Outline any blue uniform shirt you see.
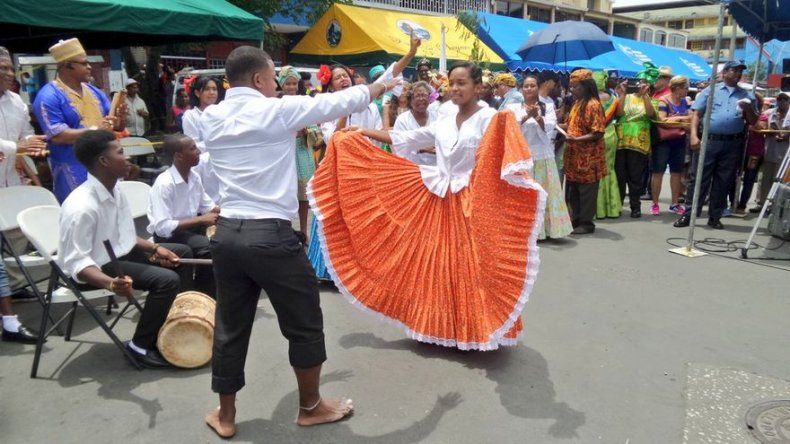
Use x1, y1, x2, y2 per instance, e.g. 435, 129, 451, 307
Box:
691, 83, 757, 135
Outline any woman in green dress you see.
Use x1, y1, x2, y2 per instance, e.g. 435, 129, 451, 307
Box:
594, 71, 623, 219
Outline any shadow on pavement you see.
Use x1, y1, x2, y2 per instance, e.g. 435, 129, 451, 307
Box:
339, 333, 585, 439
234, 370, 461, 443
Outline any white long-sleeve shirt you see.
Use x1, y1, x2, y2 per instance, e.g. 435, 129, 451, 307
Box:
182, 107, 220, 202
199, 85, 371, 220
507, 101, 557, 161
0, 90, 35, 187
393, 110, 436, 165
390, 106, 497, 197
147, 165, 215, 238
59, 174, 137, 282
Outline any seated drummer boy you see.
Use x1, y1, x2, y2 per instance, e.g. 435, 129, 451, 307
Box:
147, 134, 218, 296
59, 130, 193, 368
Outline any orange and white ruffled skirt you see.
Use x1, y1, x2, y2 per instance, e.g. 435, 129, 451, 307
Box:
308, 112, 546, 350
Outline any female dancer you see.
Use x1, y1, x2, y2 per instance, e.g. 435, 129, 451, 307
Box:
310, 62, 546, 349
182, 76, 220, 203
507, 74, 572, 239
594, 71, 623, 219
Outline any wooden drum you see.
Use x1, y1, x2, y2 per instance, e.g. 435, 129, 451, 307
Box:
157, 291, 216, 368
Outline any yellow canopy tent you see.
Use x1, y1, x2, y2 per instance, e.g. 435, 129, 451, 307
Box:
290, 3, 503, 68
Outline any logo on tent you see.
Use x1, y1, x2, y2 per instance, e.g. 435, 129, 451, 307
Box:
327, 20, 342, 47
680, 57, 708, 77
617, 44, 652, 66
396, 20, 431, 41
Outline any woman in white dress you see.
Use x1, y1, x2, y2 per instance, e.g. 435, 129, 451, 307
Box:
181, 77, 220, 203
507, 74, 572, 239
393, 81, 435, 165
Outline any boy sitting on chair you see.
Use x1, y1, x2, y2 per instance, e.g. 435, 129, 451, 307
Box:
147, 134, 218, 296
59, 130, 193, 368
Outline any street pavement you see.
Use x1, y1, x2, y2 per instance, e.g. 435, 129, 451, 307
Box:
1, 201, 788, 443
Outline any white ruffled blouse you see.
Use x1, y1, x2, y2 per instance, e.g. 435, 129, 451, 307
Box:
390, 105, 497, 197
506, 101, 557, 161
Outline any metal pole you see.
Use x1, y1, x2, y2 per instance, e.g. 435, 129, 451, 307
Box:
753, 40, 764, 86
729, 11, 737, 59
683, 1, 727, 254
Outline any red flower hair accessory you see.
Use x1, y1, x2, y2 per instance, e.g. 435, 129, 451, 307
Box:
318, 64, 332, 86
183, 75, 198, 97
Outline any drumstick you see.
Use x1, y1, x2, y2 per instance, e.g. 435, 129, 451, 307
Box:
178, 258, 213, 266
16, 150, 50, 156
103, 240, 125, 277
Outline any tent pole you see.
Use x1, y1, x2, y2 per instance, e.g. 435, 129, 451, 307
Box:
673, 1, 727, 257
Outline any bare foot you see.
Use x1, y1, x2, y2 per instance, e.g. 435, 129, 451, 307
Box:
205, 407, 236, 439
296, 397, 354, 426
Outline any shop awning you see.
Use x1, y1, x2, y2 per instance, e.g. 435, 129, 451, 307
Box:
290, 4, 503, 67
0, 0, 263, 52
475, 12, 711, 82
729, 0, 790, 43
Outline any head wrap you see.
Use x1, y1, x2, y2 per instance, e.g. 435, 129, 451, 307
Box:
417, 58, 431, 69
49, 38, 86, 63
592, 71, 607, 91
481, 69, 494, 87
636, 62, 660, 86
495, 73, 517, 87
369, 65, 385, 80
277, 65, 300, 87
569, 69, 593, 82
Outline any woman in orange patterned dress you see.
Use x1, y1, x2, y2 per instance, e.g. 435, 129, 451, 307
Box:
308, 63, 547, 350
559, 69, 607, 235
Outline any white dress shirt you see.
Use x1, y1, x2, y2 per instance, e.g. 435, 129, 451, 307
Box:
0, 90, 34, 187
390, 105, 497, 197
199, 85, 371, 220
506, 101, 557, 161
320, 102, 382, 145
393, 110, 436, 165
124, 94, 148, 136
183, 108, 220, 202
59, 174, 137, 282
147, 165, 215, 238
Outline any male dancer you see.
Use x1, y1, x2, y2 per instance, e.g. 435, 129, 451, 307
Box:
200, 46, 398, 438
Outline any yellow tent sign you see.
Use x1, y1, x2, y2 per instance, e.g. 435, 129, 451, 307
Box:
290, 4, 503, 67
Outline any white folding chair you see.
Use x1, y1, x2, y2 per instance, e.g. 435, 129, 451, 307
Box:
120, 137, 168, 181
18, 206, 145, 377
118, 180, 152, 219
0, 186, 59, 313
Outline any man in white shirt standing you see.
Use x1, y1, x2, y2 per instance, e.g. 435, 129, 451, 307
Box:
59, 130, 193, 368
124, 78, 148, 136
147, 133, 218, 296
0, 46, 48, 342
199, 46, 397, 438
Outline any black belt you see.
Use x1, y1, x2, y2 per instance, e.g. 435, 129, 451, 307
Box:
708, 133, 744, 141
217, 217, 291, 228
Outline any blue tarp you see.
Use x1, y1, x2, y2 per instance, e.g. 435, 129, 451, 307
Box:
729, 0, 790, 43
474, 12, 711, 82
736, 38, 790, 76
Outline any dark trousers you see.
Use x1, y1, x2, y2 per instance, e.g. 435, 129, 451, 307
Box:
738, 156, 762, 209
101, 244, 192, 350
683, 138, 742, 220
155, 229, 214, 297
211, 218, 325, 395
565, 181, 599, 228
615, 149, 648, 211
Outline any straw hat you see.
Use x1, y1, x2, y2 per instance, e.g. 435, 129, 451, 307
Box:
49, 38, 86, 63
658, 66, 673, 78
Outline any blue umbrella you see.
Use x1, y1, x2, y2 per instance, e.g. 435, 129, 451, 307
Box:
516, 21, 615, 70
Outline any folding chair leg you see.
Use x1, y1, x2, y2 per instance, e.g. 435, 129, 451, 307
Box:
72, 290, 142, 371
108, 297, 143, 330
1, 234, 62, 335
30, 272, 57, 379
106, 296, 114, 315
64, 302, 78, 341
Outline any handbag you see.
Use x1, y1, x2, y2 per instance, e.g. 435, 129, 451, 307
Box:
657, 97, 687, 141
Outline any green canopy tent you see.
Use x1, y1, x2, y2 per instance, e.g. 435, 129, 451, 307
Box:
0, 0, 263, 52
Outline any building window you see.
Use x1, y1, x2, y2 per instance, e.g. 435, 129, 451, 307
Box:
736, 38, 746, 49
639, 28, 654, 43
668, 33, 686, 49
654, 30, 667, 46
613, 22, 637, 39
528, 5, 552, 23
555, 10, 582, 22
587, 0, 597, 10
667, 20, 683, 29
496, 1, 523, 18
586, 17, 609, 34
684, 20, 694, 29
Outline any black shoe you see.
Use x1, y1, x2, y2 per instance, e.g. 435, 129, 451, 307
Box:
125, 343, 172, 368
630, 209, 641, 218
674, 214, 690, 227
707, 219, 724, 230
2, 325, 40, 344
571, 225, 595, 235
748, 206, 762, 214
10, 288, 37, 301
678, 197, 685, 204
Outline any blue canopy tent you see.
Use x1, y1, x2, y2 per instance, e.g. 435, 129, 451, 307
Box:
474, 12, 711, 81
